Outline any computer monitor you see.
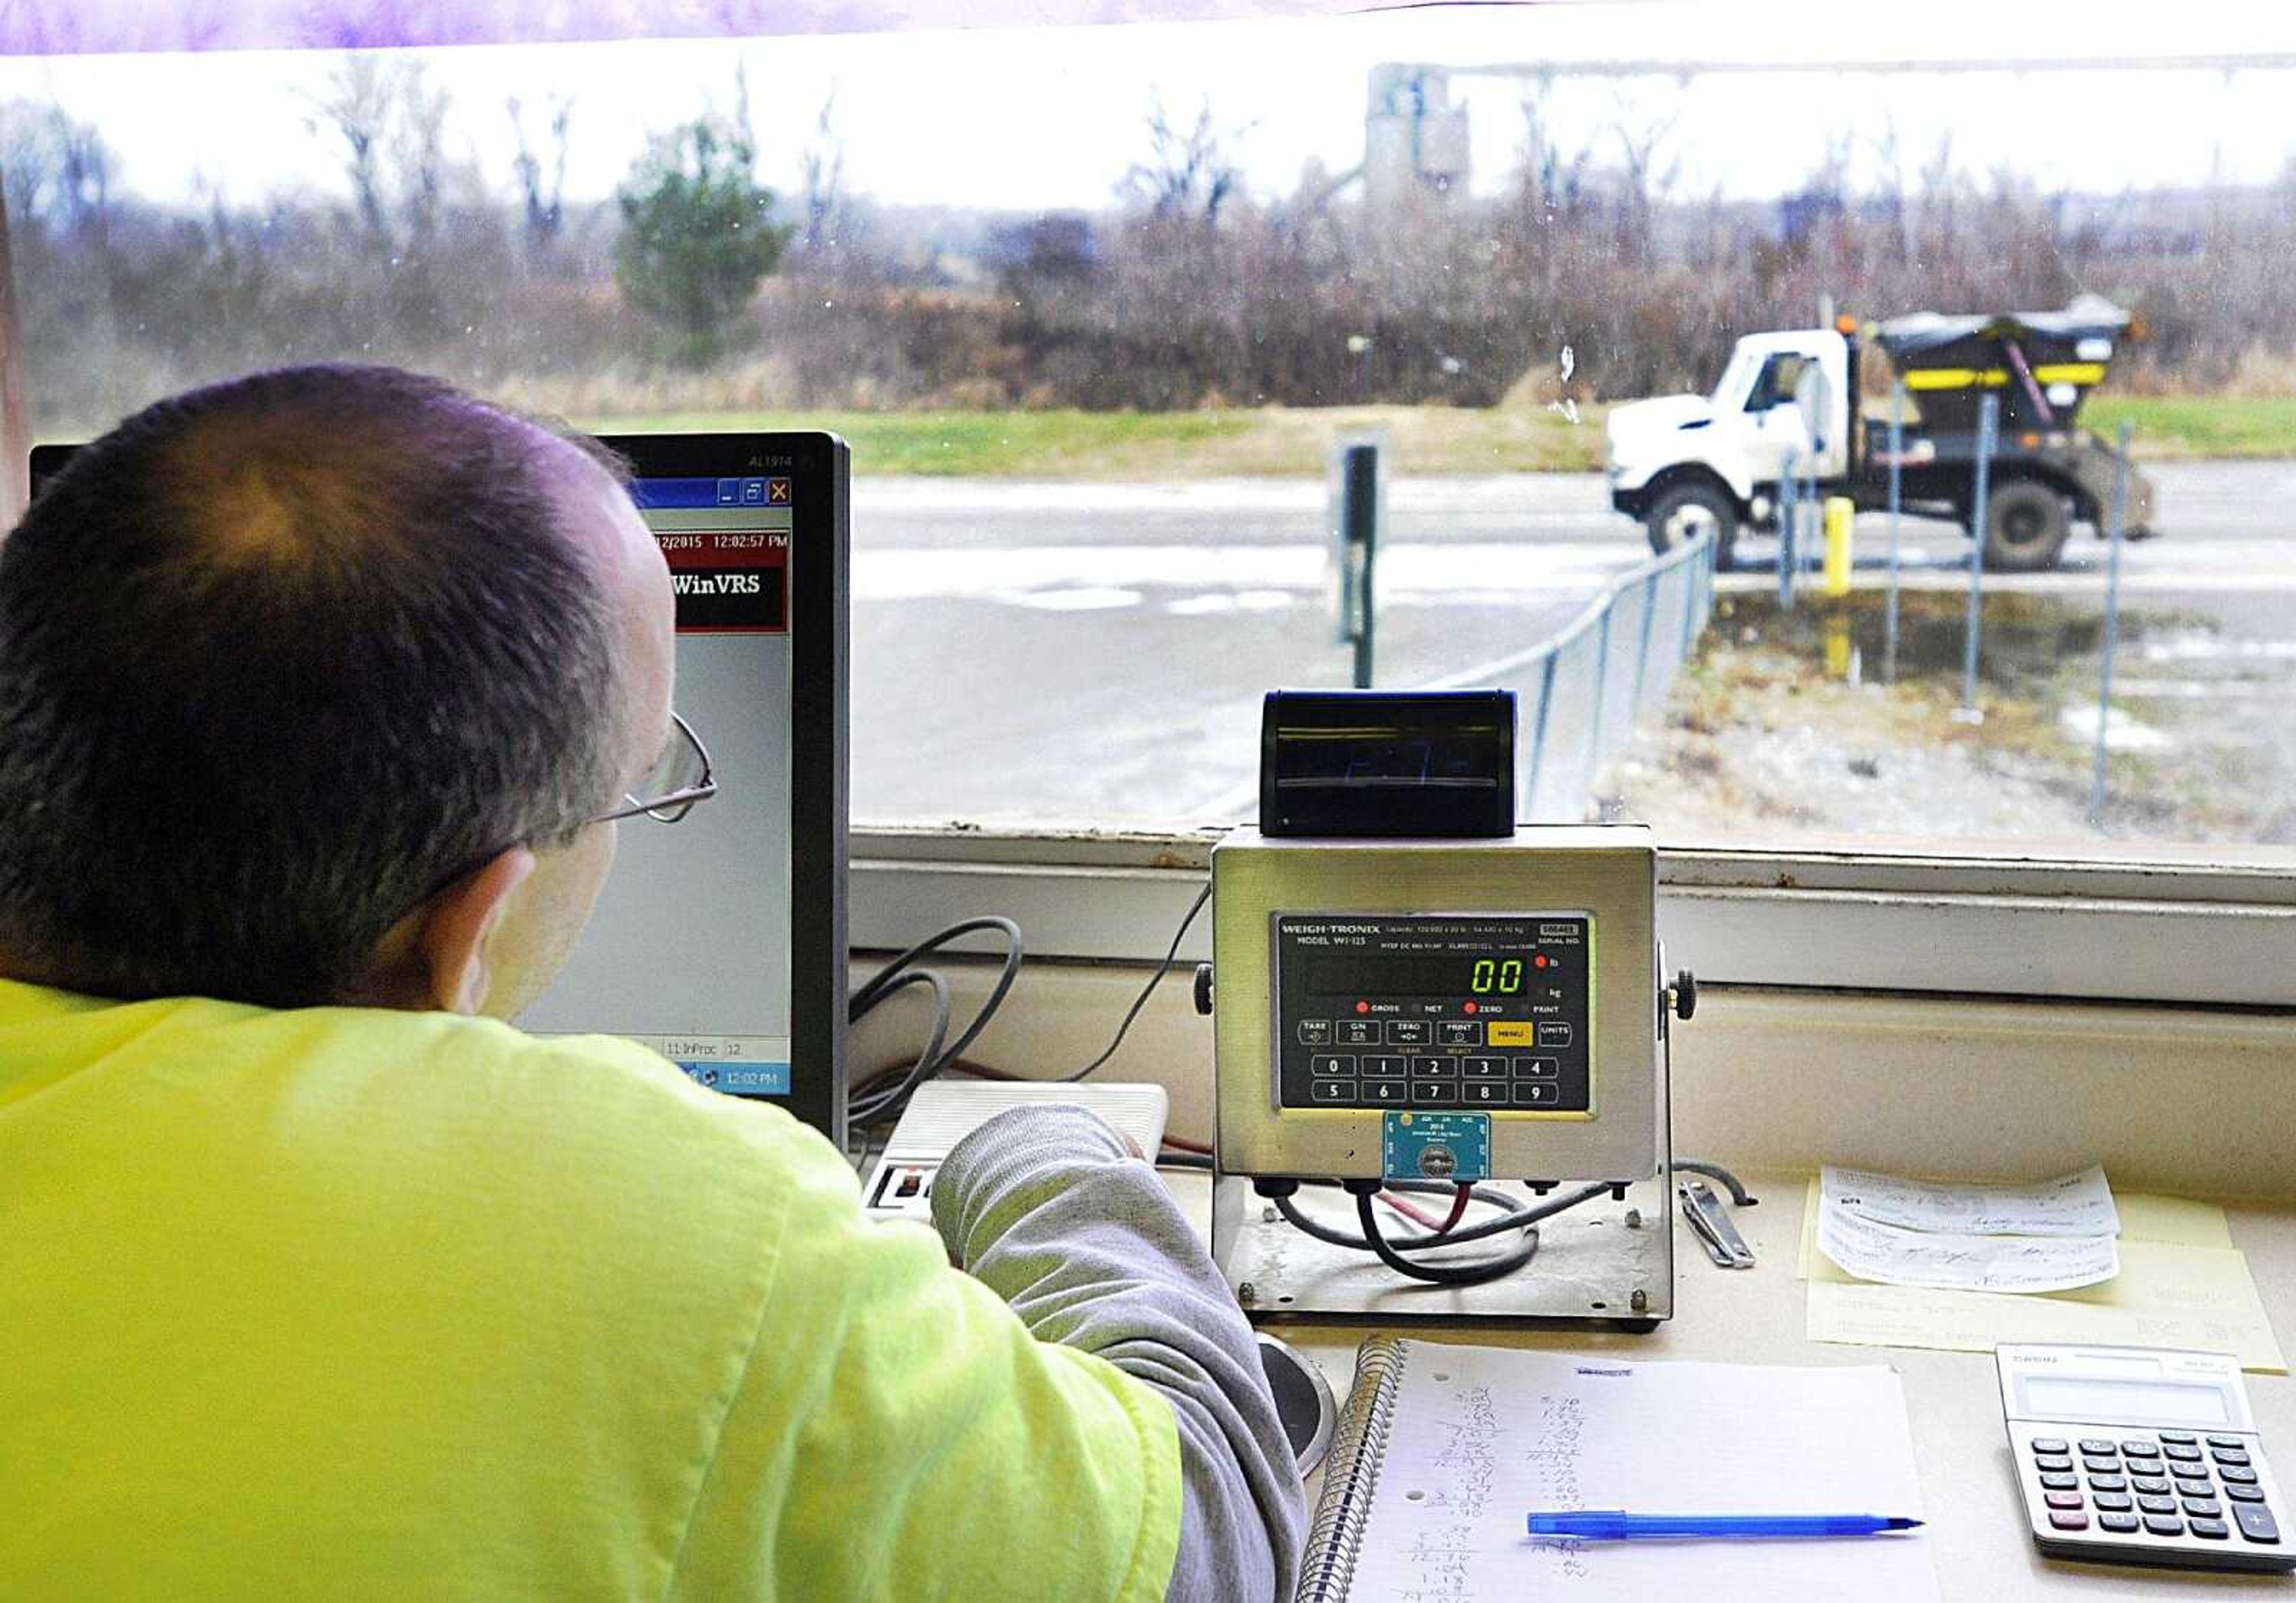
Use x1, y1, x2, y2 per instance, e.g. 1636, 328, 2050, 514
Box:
25, 428, 851, 1148
520, 432, 850, 1146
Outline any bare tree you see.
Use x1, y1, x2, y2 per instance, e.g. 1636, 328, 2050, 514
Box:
1120, 96, 1250, 225
307, 56, 398, 245
507, 94, 573, 261
798, 91, 846, 255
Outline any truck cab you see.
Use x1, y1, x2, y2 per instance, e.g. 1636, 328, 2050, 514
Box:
1607, 329, 1849, 569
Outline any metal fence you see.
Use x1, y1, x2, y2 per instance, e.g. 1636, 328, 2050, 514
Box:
1425, 530, 1718, 821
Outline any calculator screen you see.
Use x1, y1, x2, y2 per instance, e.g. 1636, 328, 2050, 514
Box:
2025, 1376, 2233, 1425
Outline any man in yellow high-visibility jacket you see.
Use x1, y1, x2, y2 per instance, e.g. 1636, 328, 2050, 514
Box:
0, 367, 1302, 1601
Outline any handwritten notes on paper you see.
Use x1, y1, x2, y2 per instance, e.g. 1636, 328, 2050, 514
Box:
1818, 1165, 2121, 1292
1823, 1164, 2120, 1238
1818, 1202, 2123, 1293
1801, 1181, 2288, 1373
1347, 1348, 1939, 1603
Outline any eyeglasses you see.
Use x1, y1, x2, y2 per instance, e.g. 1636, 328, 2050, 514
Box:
592, 712, 718, 825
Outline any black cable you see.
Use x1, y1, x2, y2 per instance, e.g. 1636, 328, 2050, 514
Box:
847, 969, 953, 1128
846, 916, 1024, 1126
1276, 1178, 1612, 1251
1059, 881, 1210, 1083
1353, 1191, 1543, 1286
1675, 1158, 1758, 1207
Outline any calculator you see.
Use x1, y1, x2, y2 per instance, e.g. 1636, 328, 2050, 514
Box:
1997, 1343, 2293, 1573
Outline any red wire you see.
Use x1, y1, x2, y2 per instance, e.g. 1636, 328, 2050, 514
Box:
1377, 1190, 1445, 1229
1433, 1183, 1472, 1237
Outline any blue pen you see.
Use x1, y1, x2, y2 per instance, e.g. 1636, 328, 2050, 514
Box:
1526, 1511, 1922, 1540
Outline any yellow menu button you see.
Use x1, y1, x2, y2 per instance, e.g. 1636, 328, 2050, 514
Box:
1485, 1021, 1534, 1046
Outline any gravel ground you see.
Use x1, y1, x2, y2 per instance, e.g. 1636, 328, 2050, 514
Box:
1600, 591, 2296, 850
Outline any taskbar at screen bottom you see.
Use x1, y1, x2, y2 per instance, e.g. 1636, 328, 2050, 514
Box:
542, 1031, 792, 1097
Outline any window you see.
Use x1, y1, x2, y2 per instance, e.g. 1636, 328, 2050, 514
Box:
5, 3, 2294, 998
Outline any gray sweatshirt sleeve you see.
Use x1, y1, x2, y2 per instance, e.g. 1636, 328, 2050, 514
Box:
931, 1103, 1306, 1603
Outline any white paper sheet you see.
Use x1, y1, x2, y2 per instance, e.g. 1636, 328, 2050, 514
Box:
1817, 1205, 2123, 1293
1345, 1348, 1938, 1603
1821, 1164, 2120, 1238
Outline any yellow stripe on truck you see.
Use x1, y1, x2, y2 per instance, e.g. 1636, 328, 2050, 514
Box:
1903, 368, 2010, 391
1903, 363, 2107, 391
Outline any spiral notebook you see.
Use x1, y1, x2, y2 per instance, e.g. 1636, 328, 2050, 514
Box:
1297, 1338, 1940, 1603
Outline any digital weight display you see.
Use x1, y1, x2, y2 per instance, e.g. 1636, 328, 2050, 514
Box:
1303, 954, 1549, 998
1272, 912, 1594, 1114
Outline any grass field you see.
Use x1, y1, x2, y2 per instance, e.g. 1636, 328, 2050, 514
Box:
583, 403, 1614, 478
584, 394, 2296, 480
2081, 395, 2296, 460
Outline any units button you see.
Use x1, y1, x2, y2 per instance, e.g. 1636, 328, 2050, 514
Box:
1437, 1021, 1481, 1046
1338, 1020, 1382, 1047
1309, 1080, 1357, 1103
1295, 1019, 1332, 1046
1384, 1019, 1431, 1046
1535, 1022, 1573, 1047
1310, 1055, 1356, 1077
1484, 1020, 1534, 1047
1513, 1057, 1561, 1079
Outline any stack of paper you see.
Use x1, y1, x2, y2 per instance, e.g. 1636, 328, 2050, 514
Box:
1802, 1173, 2287, 1373
1818, 1165, 2122, 1293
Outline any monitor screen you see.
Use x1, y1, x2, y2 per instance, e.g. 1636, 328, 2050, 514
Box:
519, 435, 849, 1145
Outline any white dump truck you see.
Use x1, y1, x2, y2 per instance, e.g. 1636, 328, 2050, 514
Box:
1605, 298, 2157, 573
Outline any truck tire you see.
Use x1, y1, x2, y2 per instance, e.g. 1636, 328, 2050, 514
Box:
1645, 480, 1739, 572
1980, 480, 2071, 572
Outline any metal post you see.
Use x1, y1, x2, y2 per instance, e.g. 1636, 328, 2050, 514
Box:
2089, 421, 2134, 825
1679, 541, 1699, 658
1632, 569, 1659, 712
1341, 442, 1378, 688
1959, 395, 1998, 721
1777, 457, 1797, 610
1587, 606, 1613, 780
1529, 651, 1558, 818
1884, 382, 1905, 683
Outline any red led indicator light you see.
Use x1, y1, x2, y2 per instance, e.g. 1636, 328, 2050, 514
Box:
1355, 1000, 1370, 1015
1534, 955, 1550, 969
1464, 1001, 1478, 1015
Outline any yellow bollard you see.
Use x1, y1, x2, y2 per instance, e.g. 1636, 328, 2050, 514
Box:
1822, 496, 1855, 597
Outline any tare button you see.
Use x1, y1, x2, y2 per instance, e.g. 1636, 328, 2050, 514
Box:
1295, 1019, 1332, 1046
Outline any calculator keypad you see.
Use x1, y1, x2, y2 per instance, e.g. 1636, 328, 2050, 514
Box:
2019, 1429, 2291, 1570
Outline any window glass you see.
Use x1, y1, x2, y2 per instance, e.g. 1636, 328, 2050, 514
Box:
4, 4, 2292, 854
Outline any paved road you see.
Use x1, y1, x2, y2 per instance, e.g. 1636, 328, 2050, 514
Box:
848, 461, 2296, 823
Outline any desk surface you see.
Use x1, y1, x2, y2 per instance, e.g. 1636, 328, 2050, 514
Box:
1179, 1170, 2296, 1598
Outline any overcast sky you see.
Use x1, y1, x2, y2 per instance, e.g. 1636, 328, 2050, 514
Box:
4, 2, 2292, 214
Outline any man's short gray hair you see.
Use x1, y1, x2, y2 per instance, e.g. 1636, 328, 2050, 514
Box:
0, 364, 623, 1007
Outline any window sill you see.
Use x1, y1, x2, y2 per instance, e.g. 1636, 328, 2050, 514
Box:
850, 827, 2296, 1007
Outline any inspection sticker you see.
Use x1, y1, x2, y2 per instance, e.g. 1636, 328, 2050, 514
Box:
1383, 1110, 1492, 1183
